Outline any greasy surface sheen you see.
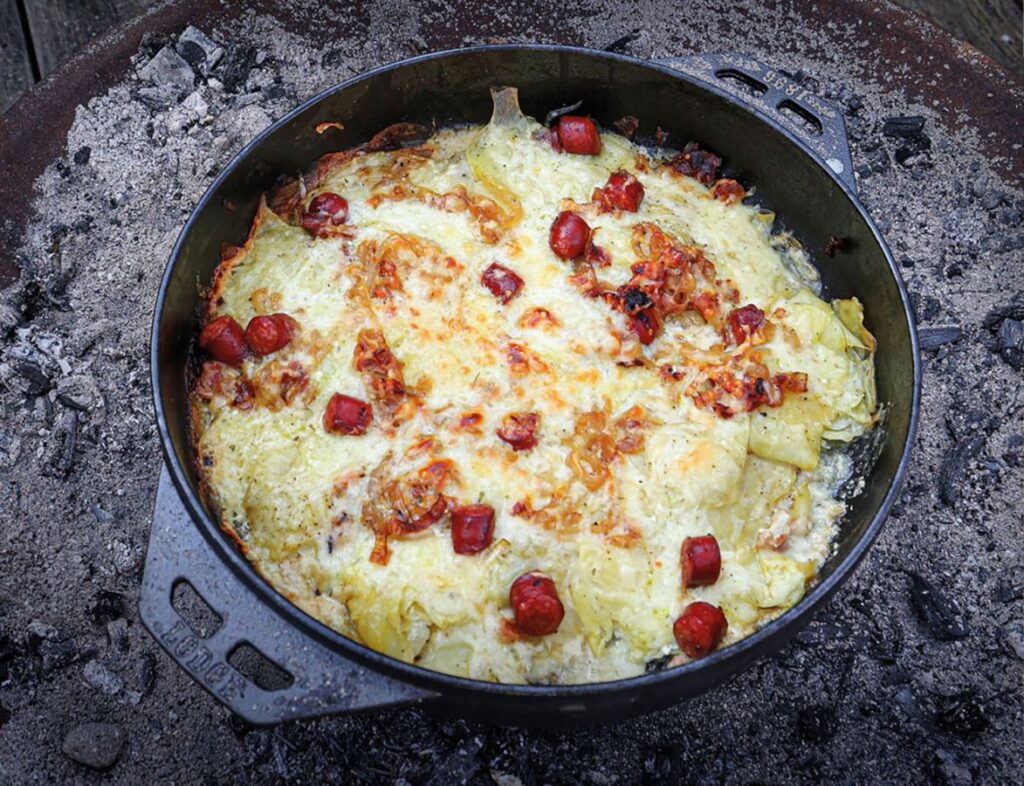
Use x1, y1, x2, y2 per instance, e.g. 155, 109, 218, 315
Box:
194, 106, 876, 684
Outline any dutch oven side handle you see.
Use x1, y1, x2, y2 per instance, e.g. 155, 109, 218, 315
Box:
654, 52, 857, 192
139, 465, 437, 725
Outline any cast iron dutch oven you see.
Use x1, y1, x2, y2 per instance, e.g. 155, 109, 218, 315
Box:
142, 45, 921, 728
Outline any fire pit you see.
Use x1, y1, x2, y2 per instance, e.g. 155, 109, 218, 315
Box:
0, 1, 1020, 781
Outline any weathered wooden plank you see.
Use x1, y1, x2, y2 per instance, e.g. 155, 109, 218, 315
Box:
23, 0, 157, 76
0, 0, 36, 114
893, 0, 1023, 76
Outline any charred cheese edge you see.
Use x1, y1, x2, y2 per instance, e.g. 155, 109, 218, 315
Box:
192, 90, 877, 684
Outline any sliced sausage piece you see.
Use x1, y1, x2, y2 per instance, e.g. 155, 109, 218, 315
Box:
199, 315, 246, 367
724, 304, 766, 345
549, 212, 591, 260
673, 601, 728, 659
510, 572, 565, 636
301, 192, 349, 237
556, 116, 602, 155
681, 535, 722, 588
451, 503, 495, 555
323, 393, 372, 436
481, 263, 524, 304
245, 313, 299, 356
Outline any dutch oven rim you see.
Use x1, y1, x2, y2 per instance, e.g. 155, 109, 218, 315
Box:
151, 43, 922, 700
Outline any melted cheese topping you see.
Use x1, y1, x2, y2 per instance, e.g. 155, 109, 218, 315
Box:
192, 96, 877, 684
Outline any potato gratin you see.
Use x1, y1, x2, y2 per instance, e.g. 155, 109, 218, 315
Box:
191, 88, 877, 684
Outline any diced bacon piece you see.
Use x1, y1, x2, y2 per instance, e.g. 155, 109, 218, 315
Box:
724, 304, 766, 344
481, 262, 524, 304
669, 142, 722, 184
711, 178, 746, 205
497, 412, 540, 451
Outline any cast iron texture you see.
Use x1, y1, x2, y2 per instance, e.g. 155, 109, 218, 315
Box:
147, 45, 920, 727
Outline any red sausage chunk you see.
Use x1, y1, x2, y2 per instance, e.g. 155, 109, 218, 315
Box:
549, 212, 591, 260
724, 304, 766, 345
673, 602, 728, 659
301, 192, 349, 237
323, 393, 372, 436
556, 116, 602, 156
199, 315, 246, 367
681, 535, 722, 588
497, 412, 540, 451
245, 313, 299, 356
451, 503, 496, 555
510, 572, 565, 636
594, 170, 645, 213
481, 263, 525, 304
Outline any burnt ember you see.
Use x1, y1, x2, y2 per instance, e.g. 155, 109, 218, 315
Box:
908, 573, 969, 641
883, 115, 926, 138
918, 326, 963, 351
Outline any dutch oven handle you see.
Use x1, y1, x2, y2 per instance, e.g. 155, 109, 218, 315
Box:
139, 466, 437, 724
655, 52, 856, 191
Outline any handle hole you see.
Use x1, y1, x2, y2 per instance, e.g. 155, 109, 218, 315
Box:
228, 642, 294, 691
714, 69, 768, 97
171, 579, 223, 638
776, 100, 823, 136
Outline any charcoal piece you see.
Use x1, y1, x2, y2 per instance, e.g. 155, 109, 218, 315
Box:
133, 86, 177, 112
137, 46, 195, 97
996, 319, 1024, 369
89, 591, 125, 625
894, 135, 932, 165
883, 115, 926, 137
41, 410, 78, 479
932, 749, 973, 786
908, 573, 969, 641
796, 704, 838, 741
137, 31, 170, 61
0, 429, 22, 470
919, 326, 964, 351
73, 147, 91, 165
604, 29, 642, 53
11, 359, 52, 396
38, 637, 80, 672
83, 660, 123, 696
992, 566, 1024, 602
175, 26, 223, 76
215, 43, 257, 92
938, 432, 986, 505
423, 736, 484, 786
933, 691, 990, 738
